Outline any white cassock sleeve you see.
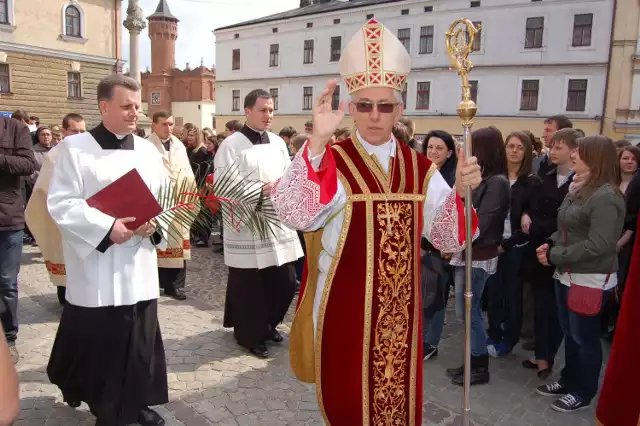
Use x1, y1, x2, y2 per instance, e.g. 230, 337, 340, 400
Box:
47, 143, 116, 260
271, 144, 478, 253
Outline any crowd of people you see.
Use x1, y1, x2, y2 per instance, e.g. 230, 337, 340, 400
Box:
0, 17, 639, 426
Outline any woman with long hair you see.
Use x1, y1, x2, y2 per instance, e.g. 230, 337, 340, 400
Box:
536, 136, 625, 412
446, 127, 510, 386
486, 132, 541, 357
419, 130, 457, 360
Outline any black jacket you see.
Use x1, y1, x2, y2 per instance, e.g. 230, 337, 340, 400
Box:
469, 174, 511, 260
527, 167, 573, 249
502, 173, 541, 250
624, 171, 640, 232
0, 118, 36, 231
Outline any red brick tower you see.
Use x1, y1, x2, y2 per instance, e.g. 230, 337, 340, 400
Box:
146, 0, 178, 118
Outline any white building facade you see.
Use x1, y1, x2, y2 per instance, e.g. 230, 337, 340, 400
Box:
214, 0, 614, 137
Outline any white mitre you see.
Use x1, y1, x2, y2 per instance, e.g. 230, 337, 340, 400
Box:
339, 18, 411, 94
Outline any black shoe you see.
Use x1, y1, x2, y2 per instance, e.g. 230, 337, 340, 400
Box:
266, 329, 284, 343
249, 344, 269, 358
536, 382, 567, 397
522, 359, 537, 369
451, 355, 490, 386
423, 343, 438, 361
65, 399, 81, 408
446, 365, 463, 378
551, 393, 589, 412
138, 407, 165, 426
166, 289, 187, 301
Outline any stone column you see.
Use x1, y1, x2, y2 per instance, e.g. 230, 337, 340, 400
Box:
123, 0, 146, 83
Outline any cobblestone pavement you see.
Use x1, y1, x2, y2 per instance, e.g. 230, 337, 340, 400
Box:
14, 244, 605, 425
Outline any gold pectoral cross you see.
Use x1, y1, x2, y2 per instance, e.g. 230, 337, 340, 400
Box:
378, 202, 400, 236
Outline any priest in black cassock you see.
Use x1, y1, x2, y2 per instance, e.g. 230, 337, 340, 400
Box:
46, 74, 169, 426
214, 89, 303, 358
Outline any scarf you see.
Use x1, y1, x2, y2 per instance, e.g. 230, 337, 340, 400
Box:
569, 171, 590, 195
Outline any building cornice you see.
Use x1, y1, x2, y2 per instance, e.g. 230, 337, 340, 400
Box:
0, 41, 119, 65
215, 62, 608, 83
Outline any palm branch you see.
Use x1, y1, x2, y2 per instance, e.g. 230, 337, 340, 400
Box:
155, 162, 282, 243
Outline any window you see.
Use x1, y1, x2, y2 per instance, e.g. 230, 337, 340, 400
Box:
270, 88, 279, 111
234, 33, 239, 39
525, 17, 544, 49
416, 82, 430, 110
0, 0, 8, 24
306, 22, 313, 28
466, 21, 482, 51
398, 28, 411, 52
469, 80, 478, 103
331, 85, 340, 110
303, 39, 314, 64
419, 26, 434, 54
303, 86, 313, 110
0, 64, 9, 93
572, 14, 593, 47
470, 0, 481, 7
401, 83, 408, 108
232, 49, 240, 70
330, 36, 341, 62
65, 5, 81, 37
232, 90, 240, 111
366, 13, 374, 19
272, 27, 278, 33
401, 9, 409, 15
67, 72, 81, 98
333, 18, 340, 25
269, 44, 279, 67
424, 6, 433, 12
566, 79, 587, 111
520, 80, 539, 111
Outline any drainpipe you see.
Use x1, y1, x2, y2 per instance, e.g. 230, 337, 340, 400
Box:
114, 0, 119, 69
600, 0, 617, 134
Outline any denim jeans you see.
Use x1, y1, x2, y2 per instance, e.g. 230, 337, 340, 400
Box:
0, 230, 23, 342
454, 266, 491, 356
423, 266, 452, 347
556, 281, 610, 403
486, 244, 528, 348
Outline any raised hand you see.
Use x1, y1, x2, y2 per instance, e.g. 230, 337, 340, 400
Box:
308, 79, 347, 157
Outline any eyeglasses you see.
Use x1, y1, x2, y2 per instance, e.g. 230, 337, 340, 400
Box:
353, 101, 398, 114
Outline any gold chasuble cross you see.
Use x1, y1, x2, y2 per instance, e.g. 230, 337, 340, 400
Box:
378, 202, 399, 236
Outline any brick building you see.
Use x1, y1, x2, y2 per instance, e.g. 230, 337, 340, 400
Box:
0, 0, 123, 126
141, 0, 216, 129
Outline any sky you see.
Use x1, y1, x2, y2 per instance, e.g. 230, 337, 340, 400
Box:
121, 0, 299, 71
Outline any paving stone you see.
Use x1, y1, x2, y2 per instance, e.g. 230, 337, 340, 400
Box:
15, 245, 611, 425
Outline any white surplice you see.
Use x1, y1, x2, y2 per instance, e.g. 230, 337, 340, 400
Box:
271, 132, 477, 327
213, 130, 303, 269
47, 133, 169, 308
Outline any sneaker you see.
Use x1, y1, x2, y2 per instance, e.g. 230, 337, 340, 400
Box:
536, 382, 567, 397
423, 343, 438, 360
551, 393, 588, 412
488, 343, 511, 358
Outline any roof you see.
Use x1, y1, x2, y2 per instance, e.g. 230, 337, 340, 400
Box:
214, 0, 399, 32
148, 0, 179, 22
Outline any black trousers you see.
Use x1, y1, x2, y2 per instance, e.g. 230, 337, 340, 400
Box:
158, 262, 186, 293
533, 276, 564, 363
223, 263, 296, 349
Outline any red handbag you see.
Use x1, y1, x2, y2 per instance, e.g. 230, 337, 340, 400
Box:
563, 227, 612, 316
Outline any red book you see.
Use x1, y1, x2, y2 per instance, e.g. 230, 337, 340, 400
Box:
86, 168, 163, 231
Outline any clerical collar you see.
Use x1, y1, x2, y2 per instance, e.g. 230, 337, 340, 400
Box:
356, 131, 396, 158
90, 122, 134, 150
239, 125, 269, 145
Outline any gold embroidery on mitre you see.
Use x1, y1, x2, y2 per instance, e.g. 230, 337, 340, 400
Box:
372, 201, 413, 425
342, 19, 408, 93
